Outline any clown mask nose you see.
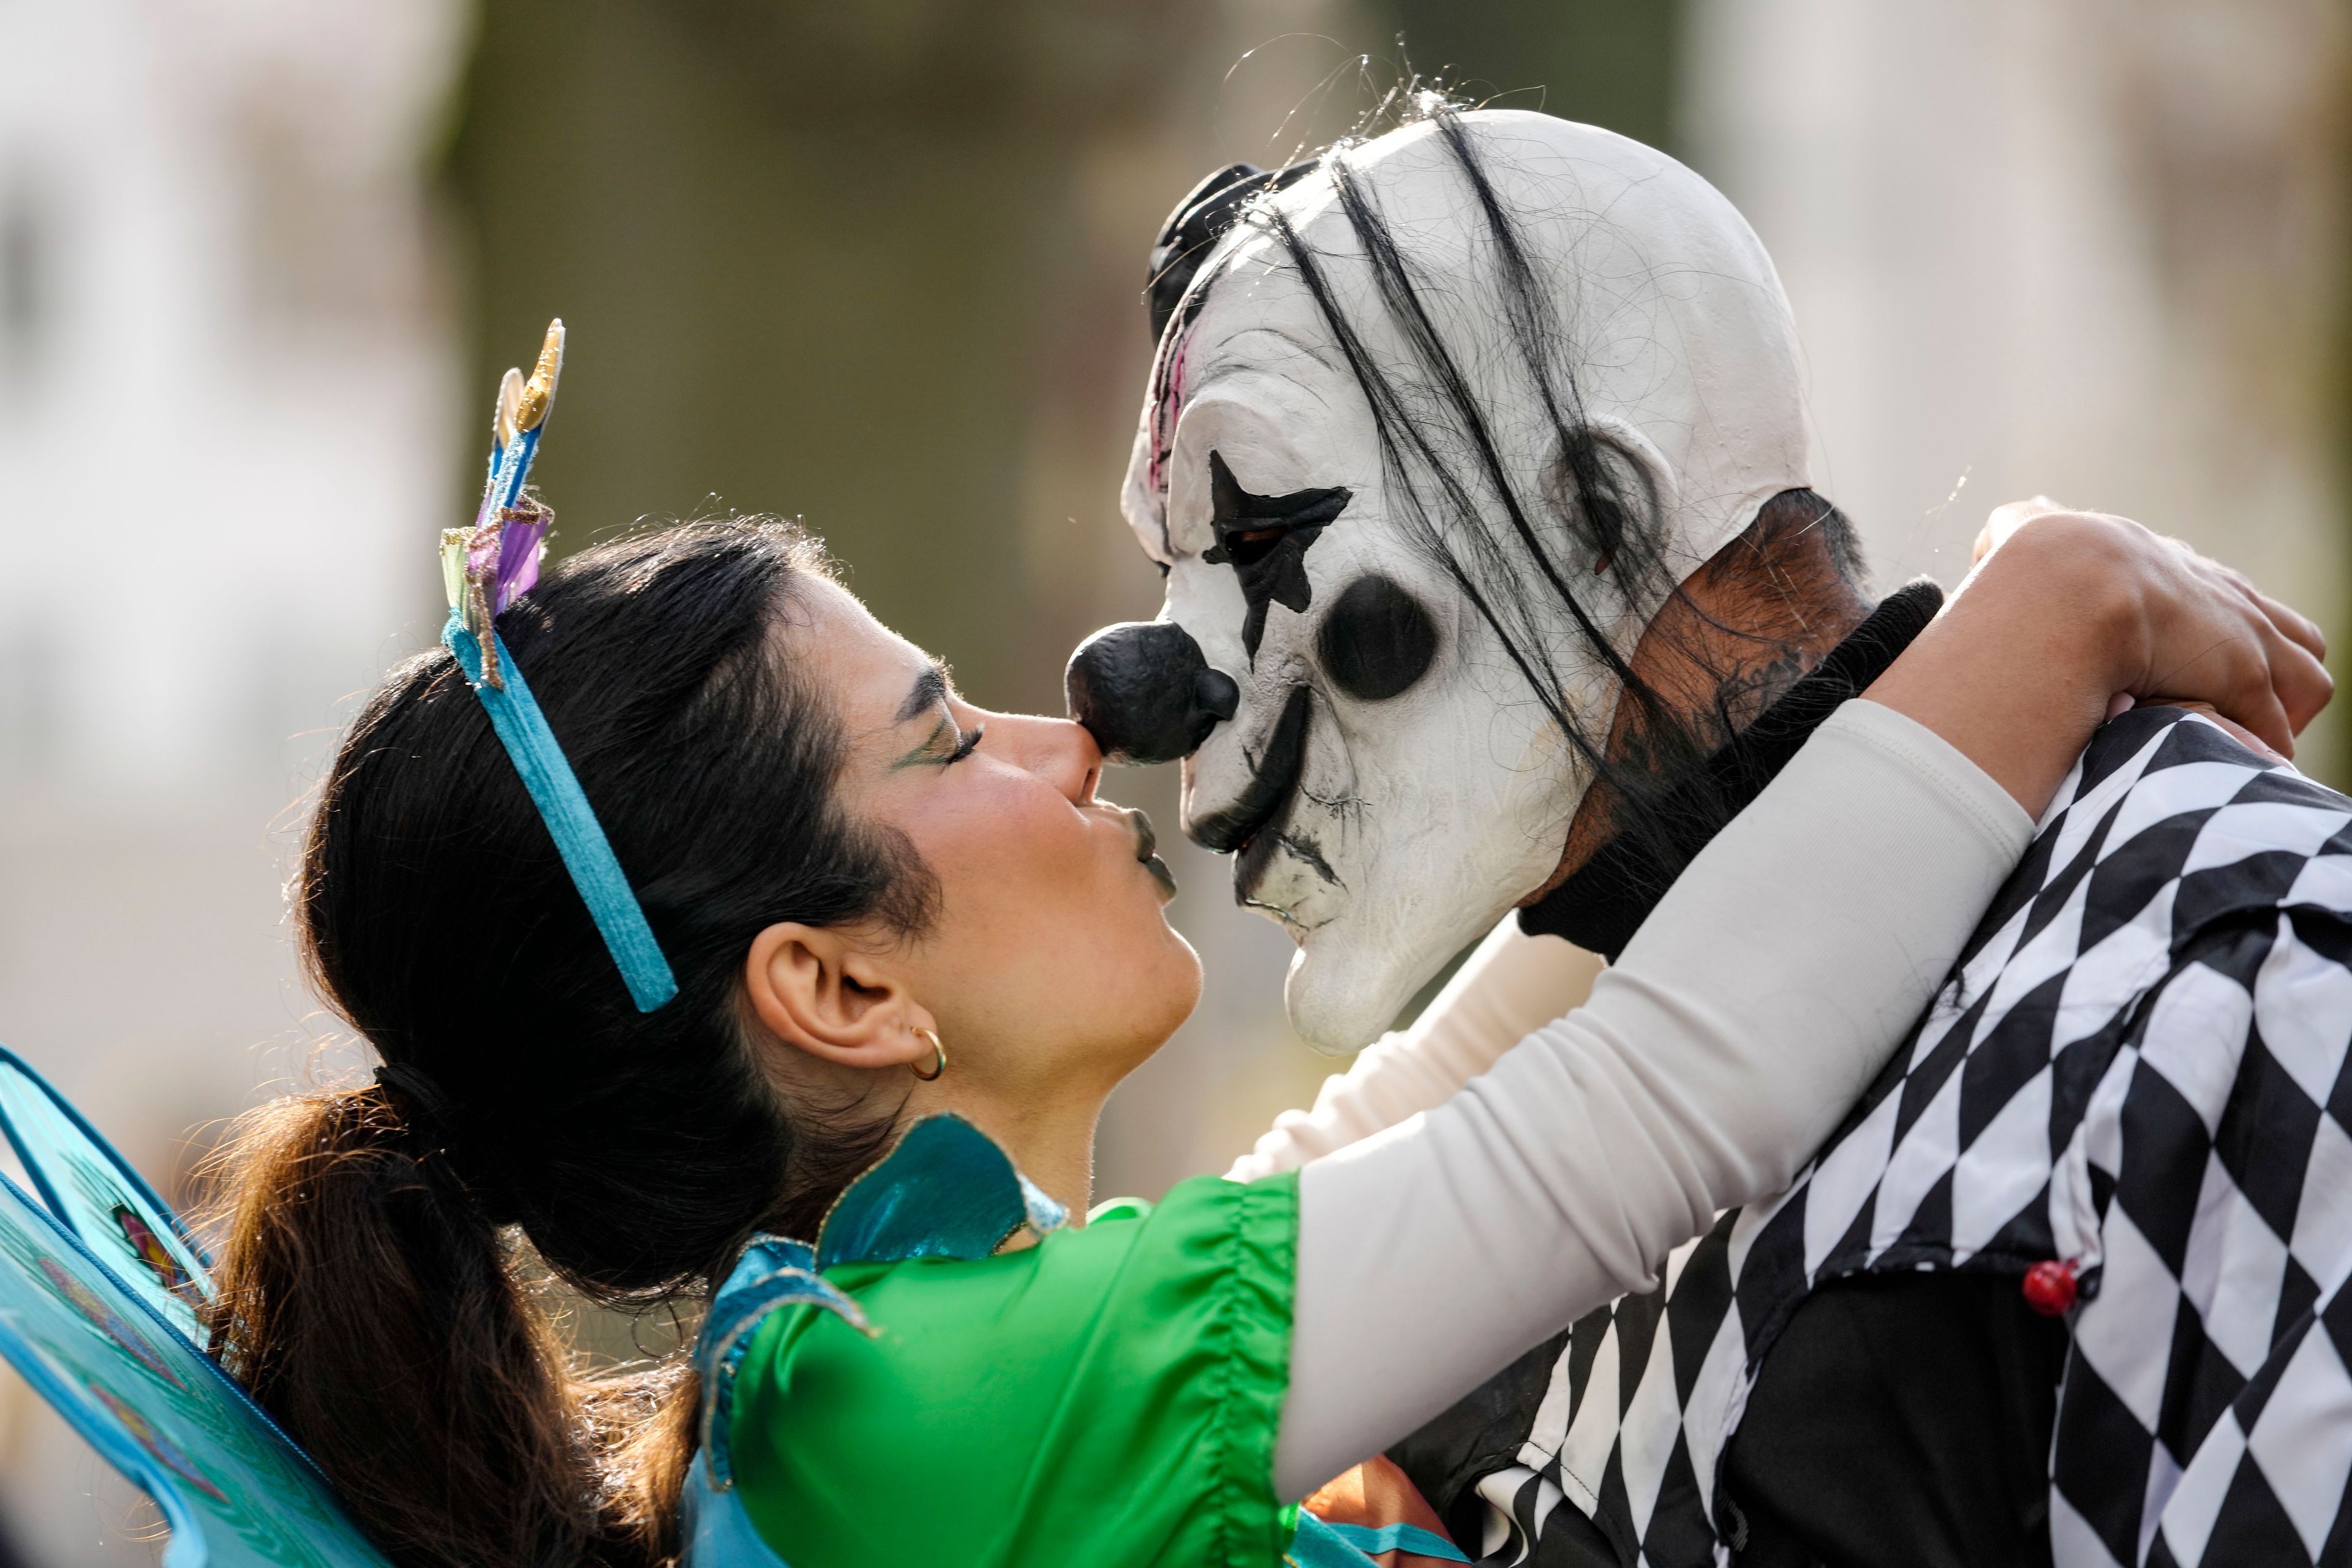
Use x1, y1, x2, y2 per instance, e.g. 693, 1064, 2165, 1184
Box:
1065, 620, 1239, 764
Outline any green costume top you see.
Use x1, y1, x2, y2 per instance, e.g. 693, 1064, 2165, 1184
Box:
681, 1114, 1461, 1568
733, 1169, 1298, 1566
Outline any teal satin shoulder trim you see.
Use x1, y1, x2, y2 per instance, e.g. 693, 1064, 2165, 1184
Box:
695, 1237, 869, 1491
1289, 1508, 1472, 1564
696, 1116, 1071, 1489
682, 1449, 794, 1568
815, 1114, 1066, 1270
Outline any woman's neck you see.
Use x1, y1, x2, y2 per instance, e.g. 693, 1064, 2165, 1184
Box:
918, 1079, 1109, 1229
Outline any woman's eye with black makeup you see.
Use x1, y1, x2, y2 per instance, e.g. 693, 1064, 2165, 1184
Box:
943, 721, 985, 764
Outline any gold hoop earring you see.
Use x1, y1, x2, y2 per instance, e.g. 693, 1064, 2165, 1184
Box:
910, 1027, 947, 1082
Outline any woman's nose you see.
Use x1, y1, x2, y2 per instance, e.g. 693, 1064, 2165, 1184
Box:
990, 711, 1103, 805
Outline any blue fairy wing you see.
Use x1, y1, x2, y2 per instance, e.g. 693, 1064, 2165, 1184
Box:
0, 1044, 214, 1348
0, 1170, 390, 1567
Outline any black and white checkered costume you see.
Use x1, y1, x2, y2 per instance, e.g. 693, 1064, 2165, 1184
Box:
1467, 706, 2352, 1567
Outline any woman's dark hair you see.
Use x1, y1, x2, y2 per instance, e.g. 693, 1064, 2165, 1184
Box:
203, 519, 927, 1568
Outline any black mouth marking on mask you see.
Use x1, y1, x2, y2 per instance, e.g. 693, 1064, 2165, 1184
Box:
1238, 829, 1341, 895
1204, 450, 1350, 660
1186, 685, 1311, 854
1278, 832, 1340, 885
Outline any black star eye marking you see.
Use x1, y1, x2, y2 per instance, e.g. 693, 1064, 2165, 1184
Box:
1202, 450, 1351, 660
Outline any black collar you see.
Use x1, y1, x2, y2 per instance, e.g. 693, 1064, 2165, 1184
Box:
1518, 579, 1945, 961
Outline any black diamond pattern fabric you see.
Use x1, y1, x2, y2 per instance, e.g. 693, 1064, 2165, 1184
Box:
1449, 707, 2352, 1567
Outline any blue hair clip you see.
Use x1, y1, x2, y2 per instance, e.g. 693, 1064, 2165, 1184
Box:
440, 322, 679, 1013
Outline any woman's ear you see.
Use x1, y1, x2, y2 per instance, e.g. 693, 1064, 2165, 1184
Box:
744, 923, 935, 1072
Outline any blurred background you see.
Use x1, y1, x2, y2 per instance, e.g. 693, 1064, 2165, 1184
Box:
0, 0, 2345, 1559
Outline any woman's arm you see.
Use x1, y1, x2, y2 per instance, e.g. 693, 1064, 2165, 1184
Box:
1273, 512, 2331, 1499
1226, 925, 1604, 1181
1232, 511, 2324, 1188
1278, 701, 2022, 1496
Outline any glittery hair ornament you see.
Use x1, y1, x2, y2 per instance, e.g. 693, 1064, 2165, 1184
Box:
442, 322, 564, 688
440, 320, 679, 1012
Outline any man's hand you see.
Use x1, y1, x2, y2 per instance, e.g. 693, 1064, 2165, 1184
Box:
1868, 497, 2331, 814
1970, 496, 2064, 567
1975, 498, 2327, 763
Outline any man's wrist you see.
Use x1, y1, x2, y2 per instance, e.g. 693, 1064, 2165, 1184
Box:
1981, 511, 2146, 704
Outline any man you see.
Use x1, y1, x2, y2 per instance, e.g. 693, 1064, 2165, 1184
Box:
1069, 105, 2346, 1566
1398, 684, 2352, 1568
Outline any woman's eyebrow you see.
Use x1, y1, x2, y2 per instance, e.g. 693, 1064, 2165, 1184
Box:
894, 663, 949, 725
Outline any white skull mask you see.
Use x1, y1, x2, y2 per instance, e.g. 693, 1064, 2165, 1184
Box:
1075, 108, 1814, 1052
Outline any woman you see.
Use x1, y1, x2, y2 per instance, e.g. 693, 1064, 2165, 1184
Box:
204, 503, 2324, 1568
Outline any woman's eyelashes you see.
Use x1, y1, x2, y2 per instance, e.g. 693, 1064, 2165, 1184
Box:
943, 720, 985, 765
893, 707, 984, 771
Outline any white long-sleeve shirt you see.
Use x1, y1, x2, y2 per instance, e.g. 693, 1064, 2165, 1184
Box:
1272, 699, 2035, 1498
1227, 919, 1604, 1183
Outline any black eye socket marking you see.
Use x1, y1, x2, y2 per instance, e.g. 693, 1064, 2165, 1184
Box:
1317, 574, 1439, 701
1202, 449, 1351, 661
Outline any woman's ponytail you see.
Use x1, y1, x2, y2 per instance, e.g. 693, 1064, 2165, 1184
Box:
203, 1086, 604, 1568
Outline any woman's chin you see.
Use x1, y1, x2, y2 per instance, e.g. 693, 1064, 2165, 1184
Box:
1058, 876, 1202, 1073
1134, 929, 1204, 1058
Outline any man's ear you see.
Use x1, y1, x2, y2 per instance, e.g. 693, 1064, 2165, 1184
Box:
1540, 420, 1668, 576
744, 923, 935, 1072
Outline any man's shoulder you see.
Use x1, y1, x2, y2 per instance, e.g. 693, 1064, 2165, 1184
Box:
2064, 703, 2345, 825
1398, 710, 2352, 1568
1968, 706, 2352, 968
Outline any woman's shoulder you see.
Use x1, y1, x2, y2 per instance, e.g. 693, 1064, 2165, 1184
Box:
716, 1164, 1302, 1566
717, 1118, 1302, 1414
771, 1168, 1297, 1362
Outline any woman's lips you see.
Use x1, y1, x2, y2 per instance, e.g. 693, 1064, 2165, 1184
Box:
1129, 808, 1179, 902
